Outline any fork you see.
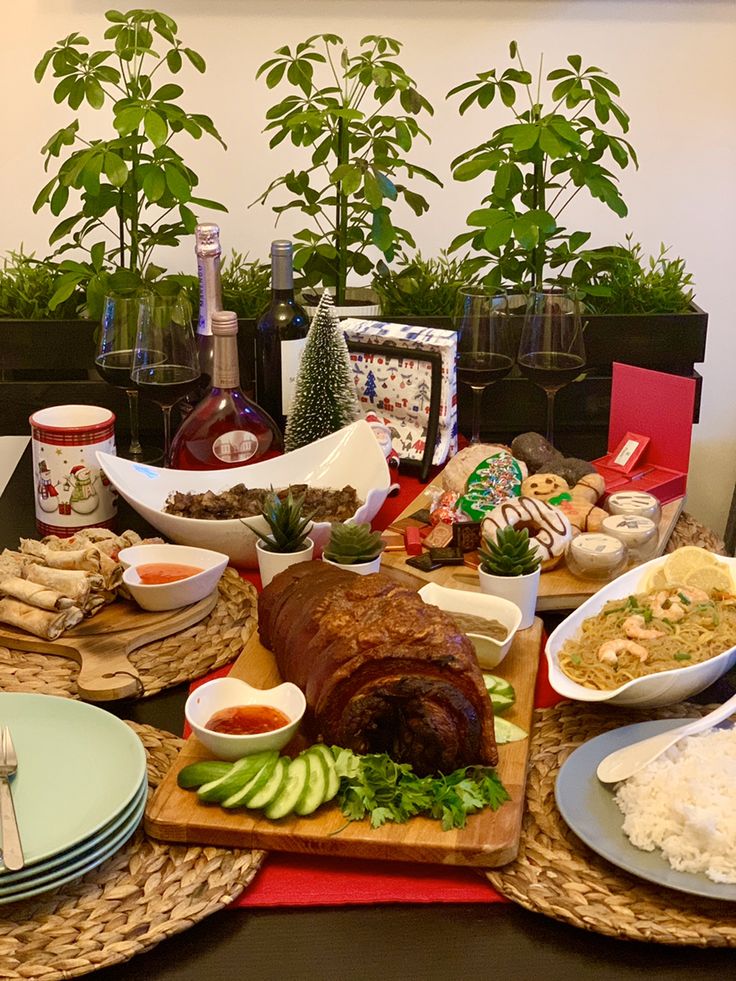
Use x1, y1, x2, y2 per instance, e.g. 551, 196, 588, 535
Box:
0, 726, 24, 871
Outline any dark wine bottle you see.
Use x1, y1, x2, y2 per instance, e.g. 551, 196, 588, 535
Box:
170, 311, 282, 470
255, 240, 309, 433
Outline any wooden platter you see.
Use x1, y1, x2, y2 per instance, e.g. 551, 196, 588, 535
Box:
381, 481, 685, 611
145, 616, 542, 867
0, 592, 218, 701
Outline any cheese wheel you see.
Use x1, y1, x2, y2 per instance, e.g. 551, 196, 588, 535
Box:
481, 496, 572, 571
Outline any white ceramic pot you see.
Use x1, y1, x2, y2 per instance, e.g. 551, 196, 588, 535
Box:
256, 538, 314, 588
322, 554, 382, 576
478, 566, 540, 630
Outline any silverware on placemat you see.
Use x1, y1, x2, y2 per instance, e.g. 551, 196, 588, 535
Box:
0, 725, 24, 870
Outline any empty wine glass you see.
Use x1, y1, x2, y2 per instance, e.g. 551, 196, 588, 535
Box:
95, 294, 162, 463
131, 292, 200, 466
517, 288, 586, 443
453, 288, 514, 444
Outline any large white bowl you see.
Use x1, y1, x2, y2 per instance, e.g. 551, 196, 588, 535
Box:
97, 421, 392, 566
546, 555, 736, 707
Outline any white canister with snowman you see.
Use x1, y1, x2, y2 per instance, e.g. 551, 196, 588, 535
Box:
30, 405, 117, 537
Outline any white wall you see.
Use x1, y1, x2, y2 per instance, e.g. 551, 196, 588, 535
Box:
2, 1, 735, 535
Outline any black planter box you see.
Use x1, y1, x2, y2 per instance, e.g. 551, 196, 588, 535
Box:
0, 307, 707, 463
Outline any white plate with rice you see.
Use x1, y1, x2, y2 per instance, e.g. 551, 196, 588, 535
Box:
555, 719, 736, 902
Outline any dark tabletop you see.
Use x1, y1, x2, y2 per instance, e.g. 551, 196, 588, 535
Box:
1, 445, 734, 980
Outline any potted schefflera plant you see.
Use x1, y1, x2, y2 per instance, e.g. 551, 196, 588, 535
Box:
255, 489, 315, 587
478, 526, 541, 630
322, 523, 385, 575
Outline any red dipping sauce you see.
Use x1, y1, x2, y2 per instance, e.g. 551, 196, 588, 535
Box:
135, 562, 203, 585
205, 705, 291, 735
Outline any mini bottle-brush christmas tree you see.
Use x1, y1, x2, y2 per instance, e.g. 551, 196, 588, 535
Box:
285, 293, 357, 451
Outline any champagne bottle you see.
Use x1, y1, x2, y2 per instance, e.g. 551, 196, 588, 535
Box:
255, 240, 309, 432
193, 222, 223, 393
170, 311, 282, 470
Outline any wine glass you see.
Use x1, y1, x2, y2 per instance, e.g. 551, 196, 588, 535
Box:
95, 294, 163, 463
131, 292, 200, 466
517, 288, 586, 443
453, 288, 514, 444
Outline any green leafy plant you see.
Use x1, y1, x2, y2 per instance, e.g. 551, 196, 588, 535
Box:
256, 488, 314, 553
253, 33, 441, 305
479, 526, 541, 577
447, 42, 638, 291
0, 248, 83, 320
371, 251, 484, 317
323, 522, 384, 564
582, 237, 695, 314
33, 7, 227, 317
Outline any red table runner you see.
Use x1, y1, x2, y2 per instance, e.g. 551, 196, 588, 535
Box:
188, 467, 561, 907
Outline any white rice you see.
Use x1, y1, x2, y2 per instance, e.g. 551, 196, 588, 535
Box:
614, 726, 736, 884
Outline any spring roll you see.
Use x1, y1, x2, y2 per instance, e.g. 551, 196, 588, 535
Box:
0, 575, 75, 611
24, 565, 95, 605
0, 597, 83, 640
20, 540, 100, 572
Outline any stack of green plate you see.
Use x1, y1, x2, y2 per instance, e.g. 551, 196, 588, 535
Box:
0, 693, 147, 904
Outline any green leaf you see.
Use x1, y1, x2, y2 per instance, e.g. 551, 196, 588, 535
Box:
103, 151, 127, 188
144, 110, 168, 147
143, 165, 166, 202
50, 183, 69, 217
153, 83, 184, 101
166, 48, 182, 73
266, 62, 286, 89
539, 126, 567, 158
114, 105, 144, 135
453, 157, 492, 182
331, 164, 361, 196
84, 76, 105, 110
372, 206, 394, 252
179, 203, 197, 232
467, 207, 506, 228
376, 172, 397, 201
164, 162, 191, 201
482, 215, 514, 249
183, 47, 206, 72
510, 123, 539, 151
567, 54, 583, 72
363, 172, 383, 209
49, 214, 83, 246
34, 50, 54, 83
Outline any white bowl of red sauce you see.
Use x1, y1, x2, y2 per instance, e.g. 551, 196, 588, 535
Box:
185, 677, 306, 760
118, 543, 228, 611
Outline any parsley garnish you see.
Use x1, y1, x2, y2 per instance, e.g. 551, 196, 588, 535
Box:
674, 652, 692, 661
332, 748, 510, 830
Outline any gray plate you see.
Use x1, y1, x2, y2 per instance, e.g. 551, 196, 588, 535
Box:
555, 719, 736, 902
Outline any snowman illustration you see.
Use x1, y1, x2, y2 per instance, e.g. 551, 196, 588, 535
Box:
36, 460, 59, 513
68, 464, 99, 515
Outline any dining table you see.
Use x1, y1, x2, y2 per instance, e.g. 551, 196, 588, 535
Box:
0, 438, 734, 981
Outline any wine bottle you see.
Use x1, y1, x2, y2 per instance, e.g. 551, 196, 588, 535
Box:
170, 311, 282, 470
255, 240, 309, 432
187, 222, 223, 408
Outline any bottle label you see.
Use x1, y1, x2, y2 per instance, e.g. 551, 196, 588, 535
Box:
281, 337, 307, 415
212, 430, 259, 464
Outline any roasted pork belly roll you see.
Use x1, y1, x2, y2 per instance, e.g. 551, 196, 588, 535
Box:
258, 562, 497, 775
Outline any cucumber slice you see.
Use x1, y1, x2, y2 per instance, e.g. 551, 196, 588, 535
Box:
483, 674, 516, 702
197, 751, 275, 804
246, 758, 289, 810
177, 761, 232, 790
308, 744, 340, 802
489, 693, 515, 715
222, 753, 279, 808
294, 751, 328, 816
494, 717, 528, 744
265, 756, 309, 820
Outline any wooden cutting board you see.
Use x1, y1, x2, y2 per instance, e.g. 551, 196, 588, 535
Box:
0, 592, 218, 701
145, 617, 542, 867
381, 482, 685, 611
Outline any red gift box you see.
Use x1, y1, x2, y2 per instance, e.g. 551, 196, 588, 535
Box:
593, 363, 696, 505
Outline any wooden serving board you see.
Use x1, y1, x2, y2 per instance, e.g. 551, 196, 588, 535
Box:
381, 482, 685, 612
0, 592, 218, 701
145, 617, 543, 867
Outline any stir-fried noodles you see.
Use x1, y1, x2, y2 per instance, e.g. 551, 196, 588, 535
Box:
558, 586, 736, 690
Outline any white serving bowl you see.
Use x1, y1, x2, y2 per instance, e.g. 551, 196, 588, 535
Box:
97, 420, 392, 567
185, 677, 306, 761
546, 554, 736, 707
119, 543, 228, 611
418, 582, 522, 669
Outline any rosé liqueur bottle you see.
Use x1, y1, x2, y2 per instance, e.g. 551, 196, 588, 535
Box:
185, 222, 223, 410
170, 310, 282, 469
255, 240, 309, 433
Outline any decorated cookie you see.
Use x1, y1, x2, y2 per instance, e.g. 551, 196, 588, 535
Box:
457, 452, 525, 521
441, 443, 526, 494
481, 496, 572, 571
521, 472, 570, 501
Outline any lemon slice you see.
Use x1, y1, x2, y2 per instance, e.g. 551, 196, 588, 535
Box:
663, 546, 719, 586
684, 564, 734, 594
642, 567, 669, 591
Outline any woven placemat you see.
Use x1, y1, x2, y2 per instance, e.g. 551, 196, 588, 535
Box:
486, 702, 736, 946
667, 511, 727, 555
0, 568, 256, 700
0, 721, 264, 979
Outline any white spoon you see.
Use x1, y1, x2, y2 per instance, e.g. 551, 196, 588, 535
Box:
596, 690, 736, 784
